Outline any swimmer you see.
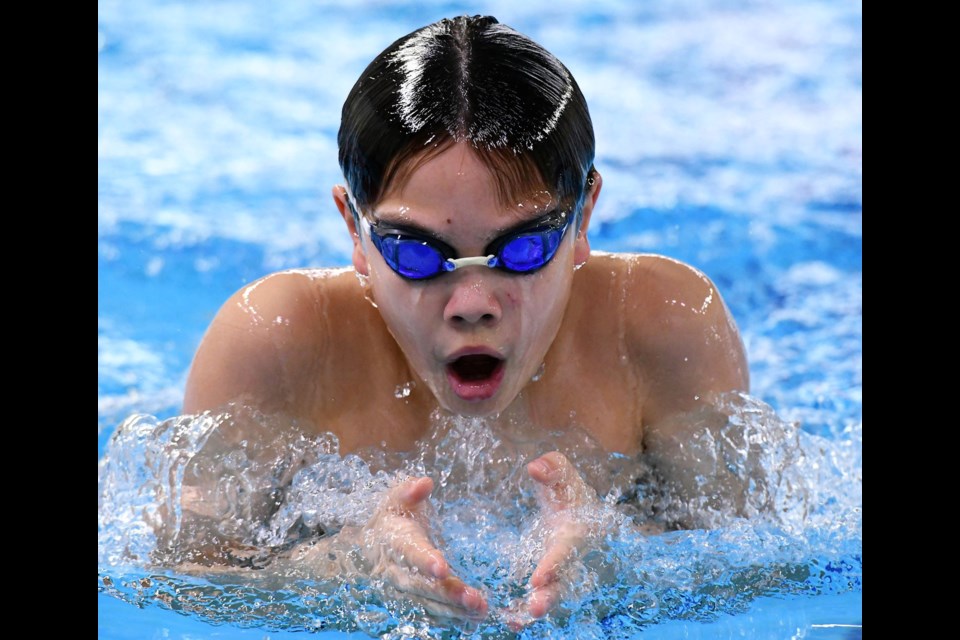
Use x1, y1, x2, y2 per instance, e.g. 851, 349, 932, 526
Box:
177, 15, 749, 623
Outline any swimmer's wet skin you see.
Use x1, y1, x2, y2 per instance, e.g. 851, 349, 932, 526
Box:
173, 14, 751, 629
362, 476, 489, 619
515, 452, 604, 624
358, 453, 601, 624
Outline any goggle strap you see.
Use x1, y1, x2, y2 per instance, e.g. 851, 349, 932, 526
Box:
443, 255, 497, 272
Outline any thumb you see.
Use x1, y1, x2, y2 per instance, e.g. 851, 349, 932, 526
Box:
383, 476, 435, 514
527, 452, 592, 512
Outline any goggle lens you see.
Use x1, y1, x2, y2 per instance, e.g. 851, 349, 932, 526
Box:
364, 211, 575, 281
496, 230, 564, 273
378, 237, 447, 280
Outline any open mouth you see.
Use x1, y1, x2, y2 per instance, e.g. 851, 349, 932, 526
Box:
449, 355, 503, 381
446, 354, 505, 401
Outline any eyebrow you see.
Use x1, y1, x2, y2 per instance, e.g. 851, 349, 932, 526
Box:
370, 208, 566, 245
367, 215, 449, 242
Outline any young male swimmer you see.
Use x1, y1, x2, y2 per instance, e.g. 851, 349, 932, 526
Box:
180, 15, 748, 623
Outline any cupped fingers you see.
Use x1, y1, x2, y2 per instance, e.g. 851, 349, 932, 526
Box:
380, 564, 489, 619
527, 452, 570, 487
502, 581, 564, 630
438, 575, 489, 618
527, 452, 593, 510
382, 475, 435, 513
525, 581, 563, 619
529, 537, 577, 589
391, 534, 451, 580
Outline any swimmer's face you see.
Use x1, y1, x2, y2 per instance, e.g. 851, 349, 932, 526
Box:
337, 142, 596, 416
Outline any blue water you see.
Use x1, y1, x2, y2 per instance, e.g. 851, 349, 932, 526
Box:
98, 0, 862, 637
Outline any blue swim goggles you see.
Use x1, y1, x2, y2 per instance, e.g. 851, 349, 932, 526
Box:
352, 203, 579, 281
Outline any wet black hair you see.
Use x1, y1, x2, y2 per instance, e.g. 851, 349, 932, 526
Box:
338, 15, 595, 216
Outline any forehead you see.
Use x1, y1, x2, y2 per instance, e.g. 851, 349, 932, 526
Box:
376, 142, 556, 222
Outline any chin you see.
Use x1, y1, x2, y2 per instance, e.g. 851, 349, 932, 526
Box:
442, 399, 504, 418
438, 389, 517, 418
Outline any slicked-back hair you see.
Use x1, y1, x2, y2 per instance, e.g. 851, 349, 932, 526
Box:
338, 15, 595, 216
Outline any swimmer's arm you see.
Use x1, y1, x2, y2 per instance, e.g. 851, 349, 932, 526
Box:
152, 406, 321, 567
628, 259, 753, 517
634, 260, 749, 423
164, 274, 326, 563
172, 527, 348, 581
173, 478, 488, 620
183, 271, 323, 416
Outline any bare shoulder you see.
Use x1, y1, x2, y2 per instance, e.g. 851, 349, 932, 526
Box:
575, 252, 748, 422
183, 267, 361, 414
198, 266, 360, 355
624, 253, 725, 327
575, 251, 722, 319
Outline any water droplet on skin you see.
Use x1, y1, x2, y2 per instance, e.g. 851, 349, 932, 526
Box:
531, 362, 546, 382
394, 381, 416, 399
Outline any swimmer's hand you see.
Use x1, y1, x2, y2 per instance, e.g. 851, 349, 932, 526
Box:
506, 452, 602, 628
360, 476, 489, 620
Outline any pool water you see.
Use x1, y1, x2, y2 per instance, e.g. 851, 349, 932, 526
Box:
98, 0, 862, 638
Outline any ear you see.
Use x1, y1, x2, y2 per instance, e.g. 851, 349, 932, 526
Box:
333, 185, 369, 276
574, 170, 601, 266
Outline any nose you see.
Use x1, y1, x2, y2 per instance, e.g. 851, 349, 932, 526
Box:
443, 273, 502, 326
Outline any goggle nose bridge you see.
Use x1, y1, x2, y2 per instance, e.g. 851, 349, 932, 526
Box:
443, 255, 498, 272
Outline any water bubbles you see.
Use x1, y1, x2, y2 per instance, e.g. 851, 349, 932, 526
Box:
623, 585, 660, 624
98, 393, 861, 635
394, 381, 416, 399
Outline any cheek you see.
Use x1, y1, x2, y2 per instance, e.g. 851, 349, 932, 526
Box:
512, 275, 566, 327
518, 270, 573, 330
369, 270, 442, 351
